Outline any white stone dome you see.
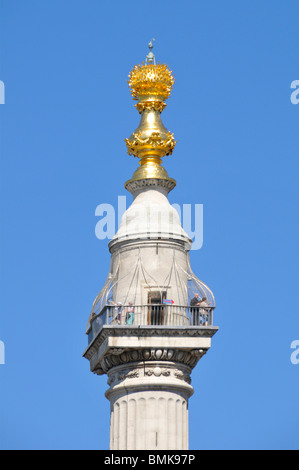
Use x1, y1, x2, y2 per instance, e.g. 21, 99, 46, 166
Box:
109, 184, 192, 250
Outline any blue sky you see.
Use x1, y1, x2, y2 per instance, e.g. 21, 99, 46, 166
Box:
0, 0, 298, 450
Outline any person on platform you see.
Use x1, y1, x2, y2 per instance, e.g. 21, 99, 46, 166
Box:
125, 302, 135, 325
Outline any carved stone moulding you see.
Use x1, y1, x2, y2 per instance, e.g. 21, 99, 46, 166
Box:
94, 347, 207, 376
106, 360, 193, 390
125, 177, 176, 194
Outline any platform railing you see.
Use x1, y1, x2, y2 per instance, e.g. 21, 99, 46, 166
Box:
88, 304, 215, 344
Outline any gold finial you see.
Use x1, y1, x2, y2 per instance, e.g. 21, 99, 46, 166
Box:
124, 44, 176, 190
128, 63, 175, 105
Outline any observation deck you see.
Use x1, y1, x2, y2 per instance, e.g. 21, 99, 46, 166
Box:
86, 303, 216, 345
83, 303, 218, 377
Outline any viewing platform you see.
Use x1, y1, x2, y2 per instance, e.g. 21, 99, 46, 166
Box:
87, 303, 216, 345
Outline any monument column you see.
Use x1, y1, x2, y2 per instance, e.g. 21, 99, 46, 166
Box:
83, 41, 218, 450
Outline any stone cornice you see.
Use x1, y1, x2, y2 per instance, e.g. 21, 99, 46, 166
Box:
83, 325, 218, 362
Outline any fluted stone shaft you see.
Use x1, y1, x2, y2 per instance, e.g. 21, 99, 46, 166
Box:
106, 361, 193, 450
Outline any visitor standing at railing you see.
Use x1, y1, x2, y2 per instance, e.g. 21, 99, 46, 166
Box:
108, 301, 123, 325
116, 303, 122, 324
125, 302, 135, 325
190, 294, 211, 326
190, 293, 201, 325
199, 297, 211, 326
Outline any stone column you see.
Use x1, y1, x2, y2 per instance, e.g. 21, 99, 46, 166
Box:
83, 326, 218, 451
106, 359, 193, 450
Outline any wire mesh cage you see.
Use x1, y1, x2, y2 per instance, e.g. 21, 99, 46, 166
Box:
86, 250, 215, 334
186, 255, 216, 307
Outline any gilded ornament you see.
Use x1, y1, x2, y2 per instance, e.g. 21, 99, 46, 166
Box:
124, 43, 177, 188
135, 100, 167, 114
128, 63, 175, 102
125, 131, 176, 158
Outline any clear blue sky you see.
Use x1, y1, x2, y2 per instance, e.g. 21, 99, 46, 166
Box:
0, 0, 298, 450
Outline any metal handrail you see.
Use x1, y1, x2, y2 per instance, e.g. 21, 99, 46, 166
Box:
87, 304, 215, 344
